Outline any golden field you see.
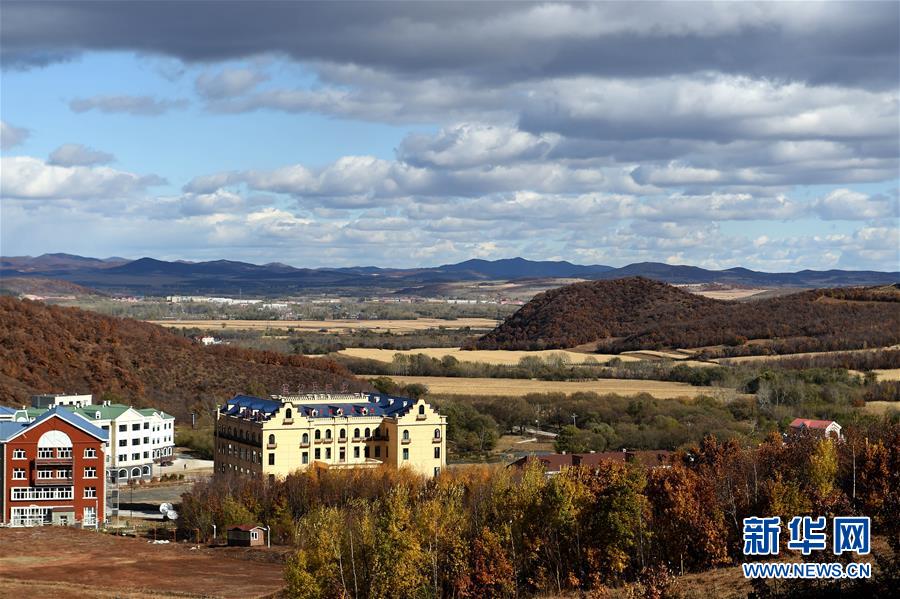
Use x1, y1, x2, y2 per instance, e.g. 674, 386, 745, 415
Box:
337, 346, 641, 365
373, 375, 705, 398
715, 345, 900, 364
149, 318, 499, 333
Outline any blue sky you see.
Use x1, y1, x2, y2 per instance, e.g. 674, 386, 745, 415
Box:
1, 1, 898, 271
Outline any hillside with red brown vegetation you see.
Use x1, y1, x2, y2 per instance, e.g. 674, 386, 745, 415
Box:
475, 278, 900, 353
0, 297, 367, 417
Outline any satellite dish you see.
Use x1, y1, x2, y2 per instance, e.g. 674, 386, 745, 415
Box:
159, 502, 173, 514
166, 510, 178, 520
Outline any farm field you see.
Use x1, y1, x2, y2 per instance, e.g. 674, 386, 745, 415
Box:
337, 346, 641, 365
0, 527, 285, 598
149, 317, 499, 333
373, 375, 706, 398
714, 345, 900, 364
690, 288, 770, 300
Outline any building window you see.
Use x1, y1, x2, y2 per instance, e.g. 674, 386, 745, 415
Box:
354, 447, 360, 459
143, 437, 149, 444
37, 470, 53, 479
314, 430, 321, 441
117, 454, 126, 462
143, 451, 150, 459
434, 428, 441, 439
402, 430, 410, 441
434, 447, 441, 459
118, 439, 127, 447
339, 448, 346, 462
326, 448, 332, 460
38, 448, 53, 459
131, 438, 140, 446
325, 430, 332, 440
268, 434, 276, 446
285, 408, 292, 419
84, 448, 96, 458
84, 467, 97, 478
12, 468, 26, 480
314, 448, 321, 460
132, 424, 140, 431
302, 452, 309, 465
144, 422, 149, 429
374, 446, 381, 458
84, 487, 97, 499
364, 447, 370, 458
434, 467, 441, 477
251, 530, 259, 541
268, 454, 275, 466
339, 428, 346, 439
353, 428, 360, 439
419, 405, 425, 416
58, 448, 72, 458
364, 428, 371, 437
119, 424, 127, 432
403, 448, 409, 461
12, 449, 26, 459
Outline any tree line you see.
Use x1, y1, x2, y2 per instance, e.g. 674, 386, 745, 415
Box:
178, 421, 900, 598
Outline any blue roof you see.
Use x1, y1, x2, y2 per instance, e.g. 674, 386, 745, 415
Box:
0, 407, 108, 442
0, 406, 17, 416
220, 393, 418, 420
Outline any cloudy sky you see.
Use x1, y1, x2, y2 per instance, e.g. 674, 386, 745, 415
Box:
1, 1, 898, 270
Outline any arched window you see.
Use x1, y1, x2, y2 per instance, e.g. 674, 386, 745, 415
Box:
302, 433, 309, 444
419, 405, 425, 415
118, 468, 127, 480
268, 434, 275, 445
131, 467, 141, 478
364, 428, 371, 437
325, 430, 332, 439
354, 428, 360, 439
339, 428, 346, 439
402, 430, 410, 441
285, 408, 292, 419
434, 428, 441, 439
315, 429, 321, 440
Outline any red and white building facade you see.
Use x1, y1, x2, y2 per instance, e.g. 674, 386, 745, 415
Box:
0, 408, 108, 527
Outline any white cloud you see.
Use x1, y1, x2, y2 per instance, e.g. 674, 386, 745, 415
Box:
0, 120, 29, 149
195, 67, 268, 99
0, 156, 164, 200
69, 95, 188, 116
48, 143, 115, 167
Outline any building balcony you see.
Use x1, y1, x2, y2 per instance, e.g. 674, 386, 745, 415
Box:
35, 456, 73, 466
416, 414, 427, 421
433, 437, 442, 443
401, 439, 411, 445
283, 418, 294, 425
266, 443, 277, 450
299, 442, 311, 448
352, 437, 362, 442
35, 478, 74, 486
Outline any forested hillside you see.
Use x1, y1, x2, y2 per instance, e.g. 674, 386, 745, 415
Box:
475, 278, 900, 353
0, 297, 366, 418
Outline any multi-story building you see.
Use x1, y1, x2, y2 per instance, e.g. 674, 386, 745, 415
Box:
0, 407, 107, 526
215, 392, 446, 479
13, 394, 175, 483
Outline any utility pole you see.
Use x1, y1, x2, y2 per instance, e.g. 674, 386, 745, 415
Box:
571, 413, 577, 427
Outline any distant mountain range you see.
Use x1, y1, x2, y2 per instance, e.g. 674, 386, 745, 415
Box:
1, 253, 896, 296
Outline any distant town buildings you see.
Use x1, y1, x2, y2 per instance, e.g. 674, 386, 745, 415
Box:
789, 418, 842, 440
0, 408, 107, 527
215, 392, 446, 479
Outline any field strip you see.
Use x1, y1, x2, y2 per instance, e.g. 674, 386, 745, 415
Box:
338, 346, 641, 365
714, 345, 900, 364
372, 375, 705, 398
149, 318, 499, 333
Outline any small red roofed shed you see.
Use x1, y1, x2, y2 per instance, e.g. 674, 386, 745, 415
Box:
789, 418, 842, 440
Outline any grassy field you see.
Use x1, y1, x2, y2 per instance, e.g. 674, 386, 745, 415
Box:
715, 345, 900, 364
0, 527, 285, 598
863, 401, 900, 415
150, 318, 499, 333
337, 346, 641, 365
374, 375, 708, 398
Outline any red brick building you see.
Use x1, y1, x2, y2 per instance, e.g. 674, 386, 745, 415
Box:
0, 408, 108, 526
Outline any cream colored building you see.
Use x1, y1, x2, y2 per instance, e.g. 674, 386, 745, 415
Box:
214, 392, 446, 479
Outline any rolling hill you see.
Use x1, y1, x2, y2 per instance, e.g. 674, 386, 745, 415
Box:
0, 297, 367, 418
474, 278, 900, 354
